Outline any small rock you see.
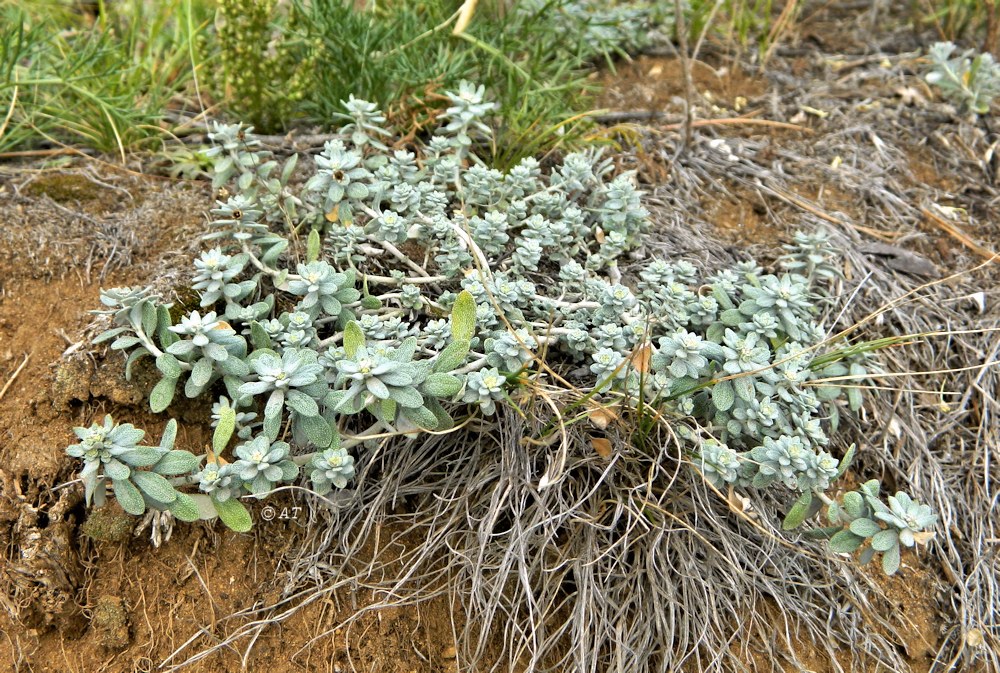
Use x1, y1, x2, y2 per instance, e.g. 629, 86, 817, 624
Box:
441, 645, 457, 659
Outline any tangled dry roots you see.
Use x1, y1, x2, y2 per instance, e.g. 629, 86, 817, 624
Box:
162, 128, 998, 672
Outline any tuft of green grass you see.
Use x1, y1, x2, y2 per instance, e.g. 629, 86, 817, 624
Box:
917, 0, 989, 44
1, 0, 661, 163
687, 0, 799, 61
281, 0, 609, 168
0, 0, 212, 156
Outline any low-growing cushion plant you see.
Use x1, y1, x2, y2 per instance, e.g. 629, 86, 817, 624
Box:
69, 82, 935, 574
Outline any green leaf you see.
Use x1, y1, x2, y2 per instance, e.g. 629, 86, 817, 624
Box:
307, 228, 322, 263
105, 460, 131, 481
829, 529, 865, 553
298, 413, 333, 448
265, 389, 285, 421
250, 321, 272, 350
402, 405, 439, 430
705, 322, 724, 344
153, 450, 201, 476
113, 478, 146, 515
141, 301, 158, 337
842, 490, 865, 519
376, 399, 397, 423
871, 529, 899, 552
860, 479, 881, 498
711, 379, 735, 412
157, 305, 176, 347
826, 502, 842, 525
836, 444, 857, 479
451, 290, 476, 341
124, 347, 150, 381
422, 373, 462, 398
213, 497, 252, 533
847, 386, 863, 412
213, 405, 237, 453
189, 493, 219, 520
361, 295, 381, 310
263, 409, 282, 441
323, 389, 348, 410
392, 336, 418, 362
111, 335, 141, 351
218, 356, 250, 378
881, 543, 901, 574
261, 238, 289, 266
390, 386, 424, 409
184, 374, 208, 399
433, 339, 470, 373
733, 376, 754, 403
343, 321, 365, 357
159, 418, 177, 450
277, 154, 297, 184
169, 492, 201, 522
849, 518, 881, 538
720, 309, 743, 327
286, 389, 320, 417
156, 353, 183, 379
803, 526, 843, 540
191, 357, 213, 388
118, 447, 166, 468
782, 491, 813, 530
712, 286, 734, 310
150, 377, 177, 413
93, 326, 129, 344
131, 471, 177, 504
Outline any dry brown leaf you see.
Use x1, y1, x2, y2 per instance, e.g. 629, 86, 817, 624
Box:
205, 448, 228, 465
325, 206, 340, 223
727, 486, 754, 516
629, 343, 652, 374
895, 85, 927, 106
591, 437, 613, 458
452, 0, 479, 35
588, 405, 619, 431
594, 226, 605, 244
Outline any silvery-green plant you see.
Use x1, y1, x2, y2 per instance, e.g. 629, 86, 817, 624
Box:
308, 446, 356, 494
926, 41, 1000, 115
805, 478, 938, 575
69, 82, 934, 573
231, 436, 298, 497
66, 416, 202, 522
461, 368, 507, 415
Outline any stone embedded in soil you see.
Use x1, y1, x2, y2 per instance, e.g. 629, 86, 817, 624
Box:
51, 357, 93, 406
50, 352, 155, 409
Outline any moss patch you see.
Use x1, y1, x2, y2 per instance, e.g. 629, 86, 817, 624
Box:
91, 595, 130, 650
81, 503, 133, 544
